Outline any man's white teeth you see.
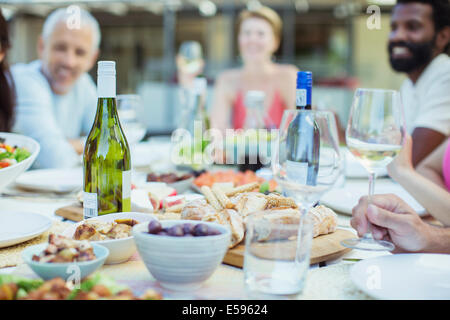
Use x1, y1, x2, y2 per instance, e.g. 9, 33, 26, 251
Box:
393, 47, 409, 55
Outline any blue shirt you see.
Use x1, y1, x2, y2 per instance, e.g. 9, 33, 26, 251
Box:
11, 60, 97, 169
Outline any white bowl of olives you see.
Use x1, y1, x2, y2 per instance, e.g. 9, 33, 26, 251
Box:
133, 220, 231, 291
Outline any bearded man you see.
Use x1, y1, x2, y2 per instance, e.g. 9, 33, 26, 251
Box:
388, 0, 450, 165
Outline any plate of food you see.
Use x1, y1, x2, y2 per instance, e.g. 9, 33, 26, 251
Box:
320, 179, 426, 216
146, 172, 194, 194
350, 254, 450, 299
22, 235, 109, 280
61, 212, 156, 264
131, 182, 203, 216
191, 169, 278, 194
0, 273, 163, 300
0, 211, 52, 248
15, 168, 82, 193
73, 182, 201, 220
0, 133, 40, 193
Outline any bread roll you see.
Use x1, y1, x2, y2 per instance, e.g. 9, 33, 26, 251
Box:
232, 192, 268, 217
202, 209, 244, 248
181, 199, 216, 220
245, 209, 301, 241
307, 205, 338, 237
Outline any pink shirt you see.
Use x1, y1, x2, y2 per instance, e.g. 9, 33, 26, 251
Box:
443, 138, 450, 191
232, 90, 286, 129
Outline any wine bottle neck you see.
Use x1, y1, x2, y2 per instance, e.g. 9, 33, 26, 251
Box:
95, 98, 120, 126
296, 88, 312, 110
296, 105, 312, 110
296, 71, 312, 110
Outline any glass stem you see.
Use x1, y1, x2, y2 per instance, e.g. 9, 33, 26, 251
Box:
363, 171, 376, 240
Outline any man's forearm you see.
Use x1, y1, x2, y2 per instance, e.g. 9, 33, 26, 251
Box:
425, 225, 450, 254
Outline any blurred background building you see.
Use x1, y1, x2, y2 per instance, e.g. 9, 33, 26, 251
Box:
0, 0, 405, 135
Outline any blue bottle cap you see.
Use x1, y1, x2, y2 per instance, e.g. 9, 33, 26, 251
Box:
296, 71, 312, 89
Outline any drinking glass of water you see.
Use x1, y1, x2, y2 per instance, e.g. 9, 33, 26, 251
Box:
244, 214, 314, 299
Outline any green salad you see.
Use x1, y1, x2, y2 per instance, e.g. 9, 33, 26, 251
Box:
0, 137, 31, 169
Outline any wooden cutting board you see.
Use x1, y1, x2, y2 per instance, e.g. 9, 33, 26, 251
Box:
222, 229, 353, 268
55, 204, 83, 221
55, 205, 353, 267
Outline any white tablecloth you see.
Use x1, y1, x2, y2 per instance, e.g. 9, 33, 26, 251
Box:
0, 138, 392, 299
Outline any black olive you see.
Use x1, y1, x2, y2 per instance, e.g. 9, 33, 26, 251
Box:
182, 223, 194, 235
167, 225, 184, 237
193, 224, 209, 236
147, 220, 162, 234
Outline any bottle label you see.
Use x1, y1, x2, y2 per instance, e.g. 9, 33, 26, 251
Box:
296, 89, 307, 107
286, 160, 308, 185
122, 170, 131, 199
83, 192, 98, 218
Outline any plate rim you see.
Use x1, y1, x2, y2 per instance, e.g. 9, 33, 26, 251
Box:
350, 253, 450, 300
0, 211, 52, 248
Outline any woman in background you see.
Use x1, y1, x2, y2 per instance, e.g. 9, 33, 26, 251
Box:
0, 9, 15, 132
387, 135, 450, 226
210, 6, 298, 131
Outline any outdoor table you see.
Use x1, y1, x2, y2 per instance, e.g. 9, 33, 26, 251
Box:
0, 138, 435, 300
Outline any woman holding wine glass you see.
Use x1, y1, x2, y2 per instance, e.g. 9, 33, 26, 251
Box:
210, 5, 298, 131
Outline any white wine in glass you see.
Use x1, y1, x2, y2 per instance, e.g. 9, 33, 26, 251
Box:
341, 88, 406, 251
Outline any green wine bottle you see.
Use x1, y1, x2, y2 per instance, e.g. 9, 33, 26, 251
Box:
83, 61, 131, 218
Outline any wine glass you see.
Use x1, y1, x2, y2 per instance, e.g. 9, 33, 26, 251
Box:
272, 110, 342, 215
176, 41, 204, 76
117, 94, 146, 145
341, 88, 405, 251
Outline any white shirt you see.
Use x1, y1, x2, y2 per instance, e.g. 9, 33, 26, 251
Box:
11, 60, 97, 169
400, 53, 450, 136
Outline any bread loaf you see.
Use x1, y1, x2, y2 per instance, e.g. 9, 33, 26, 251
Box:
307, 205, 338, 237
202, 209, 244, 248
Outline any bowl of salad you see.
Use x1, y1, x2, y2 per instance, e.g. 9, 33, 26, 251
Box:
0, 132, 40, 192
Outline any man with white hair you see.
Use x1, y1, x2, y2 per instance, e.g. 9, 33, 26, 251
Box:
12, 7, 100, 168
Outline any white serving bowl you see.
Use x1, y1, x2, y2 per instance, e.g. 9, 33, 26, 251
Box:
62, 212, 156, 265
133, 220, 231, 291
0, 132, 40, 192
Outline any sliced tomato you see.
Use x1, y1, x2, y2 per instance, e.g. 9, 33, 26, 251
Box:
0, 162, 10, 168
